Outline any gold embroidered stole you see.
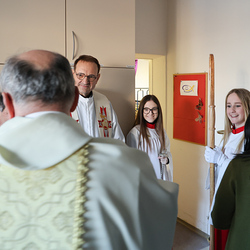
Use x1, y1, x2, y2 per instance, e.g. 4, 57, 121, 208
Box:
0, 146, 89, 250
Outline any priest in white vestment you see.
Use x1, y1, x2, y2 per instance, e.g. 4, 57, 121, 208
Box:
71, 55, 124, 141
0, 50, 178, 250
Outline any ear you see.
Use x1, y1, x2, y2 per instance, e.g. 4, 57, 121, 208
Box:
96, 73, 101, 82
70, 87, 79, 112
2, 92, 15, 119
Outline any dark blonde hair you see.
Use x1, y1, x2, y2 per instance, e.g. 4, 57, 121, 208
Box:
134, 95, 165, 151
222, 88, 250, 152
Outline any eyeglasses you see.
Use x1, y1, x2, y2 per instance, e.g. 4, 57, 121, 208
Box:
75, 73, 97, 82
143, 107, 158, 114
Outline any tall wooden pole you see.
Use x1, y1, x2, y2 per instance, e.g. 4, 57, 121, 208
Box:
209, 54, 215, 250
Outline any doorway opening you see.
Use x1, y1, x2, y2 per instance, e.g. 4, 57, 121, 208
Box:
135, 53, 167, 124
135, 58, 152, 111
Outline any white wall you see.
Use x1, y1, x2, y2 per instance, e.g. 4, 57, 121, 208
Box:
136, 0, 167, 55
167, 0, 250, 233
136, 0, 250, 234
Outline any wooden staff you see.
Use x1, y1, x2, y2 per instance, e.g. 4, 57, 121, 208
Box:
209, 54, 215, 250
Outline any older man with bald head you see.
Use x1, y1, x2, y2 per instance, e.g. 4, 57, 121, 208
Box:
1, 50, 78, 117
0, 50, 178, 250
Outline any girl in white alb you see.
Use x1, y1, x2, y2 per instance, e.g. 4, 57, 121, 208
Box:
204, 88, 250, 250
126, 95, 173, 181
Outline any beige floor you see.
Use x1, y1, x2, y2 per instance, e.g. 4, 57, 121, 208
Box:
173, 220, 209, 250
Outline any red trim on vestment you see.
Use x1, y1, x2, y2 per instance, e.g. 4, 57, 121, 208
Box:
214, 228, 229, 250
146, 122, 156, 129
232, 126, 244, 134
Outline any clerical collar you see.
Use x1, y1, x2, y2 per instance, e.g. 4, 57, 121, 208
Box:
26, 111, 62, 118
232, 126, 244, 134
146, 122, 155, 129
81, 91, 93, 98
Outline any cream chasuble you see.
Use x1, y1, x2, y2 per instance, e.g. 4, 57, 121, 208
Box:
0, 113, 178, 250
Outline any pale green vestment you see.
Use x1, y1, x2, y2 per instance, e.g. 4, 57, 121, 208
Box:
0, 113, 178, 250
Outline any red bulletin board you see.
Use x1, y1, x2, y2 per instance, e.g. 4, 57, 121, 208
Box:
173, 73, 207, 145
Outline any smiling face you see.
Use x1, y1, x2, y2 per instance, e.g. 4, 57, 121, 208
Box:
143, 100, 158, 123
73, 61, 100, 97
226, 92, 245, 128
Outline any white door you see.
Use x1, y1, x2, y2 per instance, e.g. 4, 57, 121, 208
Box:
66, 0, 135, 67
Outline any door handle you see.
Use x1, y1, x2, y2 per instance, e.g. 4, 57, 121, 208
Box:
72, 31, 76, 60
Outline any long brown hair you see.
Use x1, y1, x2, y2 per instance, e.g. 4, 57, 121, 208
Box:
222, 88, 250, 152
134, 95, 165, 151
